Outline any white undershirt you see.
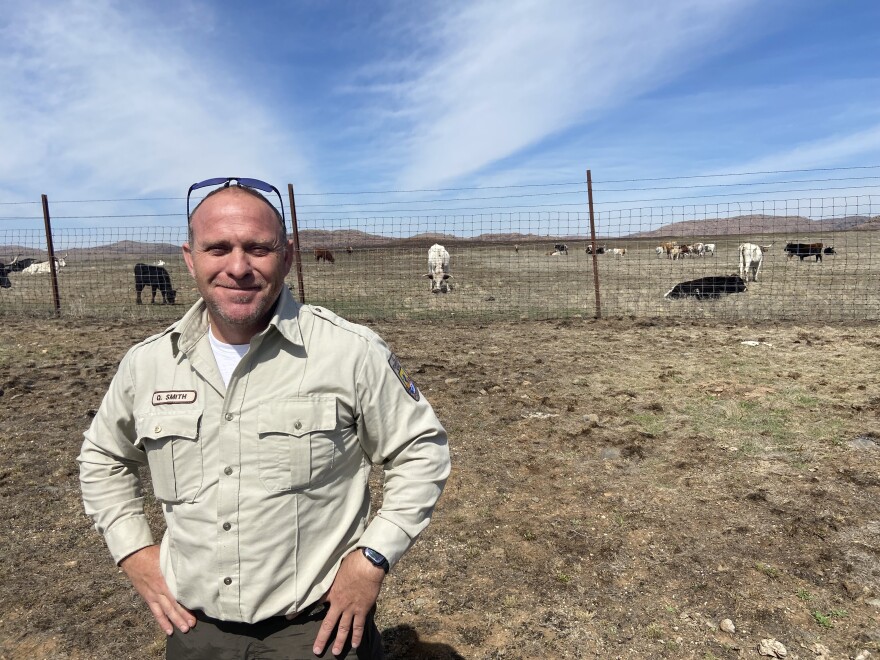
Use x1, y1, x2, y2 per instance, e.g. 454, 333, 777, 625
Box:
208, 326, 250, 387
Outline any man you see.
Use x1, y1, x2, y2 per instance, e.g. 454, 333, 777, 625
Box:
78, 178, 451, 658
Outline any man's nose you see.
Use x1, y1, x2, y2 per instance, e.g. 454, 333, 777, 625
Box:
226, 250, 252, 278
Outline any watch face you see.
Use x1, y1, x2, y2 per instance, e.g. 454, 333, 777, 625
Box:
362, 547, 389, 570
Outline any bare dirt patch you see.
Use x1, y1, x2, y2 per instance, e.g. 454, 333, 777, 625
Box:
1, 318, 879, 659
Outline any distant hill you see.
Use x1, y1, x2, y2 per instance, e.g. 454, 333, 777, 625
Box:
629, 214, 880, 238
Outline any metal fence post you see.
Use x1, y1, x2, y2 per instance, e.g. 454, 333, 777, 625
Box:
287, 184, 306, 303
41, 194, 62, 316
587, 170, 601, 319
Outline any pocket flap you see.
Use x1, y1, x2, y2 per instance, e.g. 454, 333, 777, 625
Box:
258, 397, 337, 437
137, 411, 202, 441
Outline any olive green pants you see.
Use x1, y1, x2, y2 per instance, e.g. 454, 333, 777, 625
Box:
166, 604, 383, 660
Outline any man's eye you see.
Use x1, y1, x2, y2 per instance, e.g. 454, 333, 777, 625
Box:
207, 248, 227, 256
251, 247, 271, 256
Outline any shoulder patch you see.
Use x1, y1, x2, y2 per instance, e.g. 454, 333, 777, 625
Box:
388, 353, 420, 401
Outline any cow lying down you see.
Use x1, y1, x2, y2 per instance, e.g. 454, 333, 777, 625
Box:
664, 275, 747, 300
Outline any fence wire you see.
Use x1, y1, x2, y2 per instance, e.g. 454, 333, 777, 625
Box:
1, 195, 878, 322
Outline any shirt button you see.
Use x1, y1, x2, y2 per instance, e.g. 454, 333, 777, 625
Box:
224, 466, 233, 476
154, 425, 162, 433
223, 577, 232, 585
294, 420, 302, 430
225, 413, 234, 421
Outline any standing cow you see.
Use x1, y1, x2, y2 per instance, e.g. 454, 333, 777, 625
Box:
424, 244, 452, 293
739, 243, 764, 282
314, 248, 335, 263
134, 263, 177, 304
0, 262, 11, 288
784, 242, 823, 262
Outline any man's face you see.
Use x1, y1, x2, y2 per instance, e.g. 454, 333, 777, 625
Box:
183, 189, 293, 344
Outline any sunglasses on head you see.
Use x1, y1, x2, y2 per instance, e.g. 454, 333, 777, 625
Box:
186, 177, 286, 225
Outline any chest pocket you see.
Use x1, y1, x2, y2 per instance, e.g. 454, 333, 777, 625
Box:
258, 397, 339, 492
136, 410, 204, 504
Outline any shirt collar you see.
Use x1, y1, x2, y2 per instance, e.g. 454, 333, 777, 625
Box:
171, 287, 304, 355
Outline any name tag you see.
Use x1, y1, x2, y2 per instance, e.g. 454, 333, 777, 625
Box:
152, 390, 198, 405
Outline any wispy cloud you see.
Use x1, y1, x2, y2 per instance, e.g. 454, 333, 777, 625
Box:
362, 0, 758, 188
0, 1, 310, 204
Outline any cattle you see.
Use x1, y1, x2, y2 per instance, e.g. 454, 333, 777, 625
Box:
6, 255, 38, 272
585, 244, 607, 255
346, 246, 353, 255
784, 242, 823, 262
610, 248, 627, 256
154, 260, 166, 267
134, 263, 177, 304
664, 275, 747, 299
823, 246, 836, 255
514, 244, 520, 253
553, 243, 569, 255
703, 243, 716, 257
314, 248, 335, 263
22, 256, 66, 274
655, 246, 664, 257
424, 243, 452, 293
660, 241, 678, 258
0, 263, 11, 289
692, 242, 705, 257
739, 243, 764, 282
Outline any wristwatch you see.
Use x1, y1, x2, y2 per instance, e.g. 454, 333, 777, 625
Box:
361, 547, 390, 573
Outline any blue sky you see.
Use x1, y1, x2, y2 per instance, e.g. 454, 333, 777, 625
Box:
1, 0, 879, 232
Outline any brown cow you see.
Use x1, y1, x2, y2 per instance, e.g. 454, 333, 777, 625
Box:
314, 248, 335, 263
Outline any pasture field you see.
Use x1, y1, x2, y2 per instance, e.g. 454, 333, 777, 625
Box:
1, 317, 879, 659
2, 230, 879, 321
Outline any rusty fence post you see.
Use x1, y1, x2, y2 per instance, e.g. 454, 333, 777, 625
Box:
41, 194, 62, 316
287, 184, 306, 303
586, 170, 601, 319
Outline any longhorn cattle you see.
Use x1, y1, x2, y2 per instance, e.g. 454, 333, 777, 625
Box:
703, 243, 716, 256
664, 275, 747, 299
553, 243, 569, 255
610, 248, 627, 256
424, 243, 452, 293
134, 263, 177, 304
22, 257, 66, 274
6, 255, 38, 272
585, 244, 607, 255
739, 243, 764, 282
823, 246, 836, 255
784, 242, 823, 262
314, 248, 335, 263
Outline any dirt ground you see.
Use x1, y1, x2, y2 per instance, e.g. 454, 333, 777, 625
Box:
1, 317, 879, 659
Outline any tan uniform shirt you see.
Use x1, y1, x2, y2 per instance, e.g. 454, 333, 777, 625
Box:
78, 288, 450, 623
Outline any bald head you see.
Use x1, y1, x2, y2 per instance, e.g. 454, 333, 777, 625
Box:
188, 185, 286, 245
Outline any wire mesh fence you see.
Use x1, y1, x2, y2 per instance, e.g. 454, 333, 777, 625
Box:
1, 191, 879, 322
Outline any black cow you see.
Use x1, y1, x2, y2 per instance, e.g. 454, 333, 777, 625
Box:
823, 246, 836, 255
784, 242, 823, 262
0, 263, 11, 289
134, 263, 176, 304
585, 244, 607, 255
553, 243, 569, 255
664, 275, 747, 300
6, 255, 38, 272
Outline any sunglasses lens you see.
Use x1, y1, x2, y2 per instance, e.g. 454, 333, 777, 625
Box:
191, 177, 230, 191
236, 178, 274, 193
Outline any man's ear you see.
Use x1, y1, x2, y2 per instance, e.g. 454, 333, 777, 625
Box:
182, 242, 196, 278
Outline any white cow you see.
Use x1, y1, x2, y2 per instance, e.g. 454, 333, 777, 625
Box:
23, 257, 66, 274
738, 243, 763, 282
703, 243, 716, 257
424, 244, 452, 293
610, 248, 627, 256
655, 246, 664, 257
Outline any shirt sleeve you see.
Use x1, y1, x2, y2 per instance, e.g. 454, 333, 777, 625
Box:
353, 337, 451, 568
77, 350, 155, 564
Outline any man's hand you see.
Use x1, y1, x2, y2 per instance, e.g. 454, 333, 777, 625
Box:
311, 549, 385, 656
119, 545, 196, 636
